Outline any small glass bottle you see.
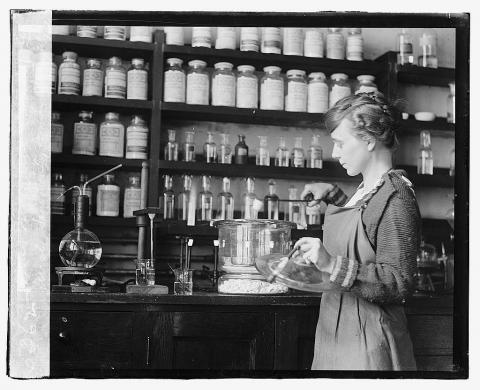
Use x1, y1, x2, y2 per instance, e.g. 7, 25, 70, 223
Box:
260, 66, 284, 111
285, 69, 307, 112
261, 27, 281, 54
217, 177, 235, 220
216, 27, 237, 50
242, 177, 258, 219
305, 202, 321, 225
219, 133, 232, 164
51, 172, 66, 215
418, 29, 438, 68
283, 28, 303, 56
447, 83, 455, 124
234, 134, 249, 165
326, 28, 345, 60
82, 58, 103, 97
72, 110, 97, 156
159, 174, 175, 220
77, 26, 97, 38
204, 131, 217, 163
304, 28, 324, 58
105, 56, 127, 99
236, 65, 258, 109
99, 112, 125, 158
329, 73, 351, 108
449, 147, 455, 177
346, 28, 363, 61
256, 135, 270, 166
275, 137, 289, 167
58, 51, 80, 95
355, 75, 378, 94
287, 185, 301, 224
212, 62, 236, 107
264, 179, 279, 220
192, 27, 212, 48
397, 28, 414, 65
307, 134, 323, 169
240, 27, 259, 52
290, 137, 305, 168
104, 26, 127, 40
51, 111, 64, 154
129, 26, 153, 43
127, 58, 148, 100
198, 175, 214, 222
418, 130, 434, 175
164, 27, 185, 45
164, 58, 185, 103
126, 115, 149, 159
51, 54, 57, 94
183, 130, 196, 162
96, 174, 120, 217
71, 173, 92, 216
164, 129, 179, 161
186, 60, 209, 105
177, 174, 193, 221
307, 72, 329, 113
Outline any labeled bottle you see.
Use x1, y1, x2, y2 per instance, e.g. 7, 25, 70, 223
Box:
186, 60, 209, 105
217, 177, 235, 220
307, 72, 329, 113
355, 75, 378, 94
264, 179, 279, 220
216, 27, 237, 50
159, 174, 175, 220
51, 54, 57, 94
34, 51, 53, 96
240, 27, 259, 52
104, 26, 127, 40
219, 133, 232, 164
236, 65, 258, 109
242, 177, 259, 219
105, 56, 127, 99
183, 130, 196, 162
260, 66, 284, 111
177, 174, 193, 221
418, 29, 438, 68
129, 26, 152, 43
126, 115, 149, 159
397, 28, 414, 65
234, 134, 249, 164
329, 73, 351, 108
127, 58, 148, 100
53, 25, 71, 35
418, 130, 434, 175
51, 173, 66, 215
123, 175, 141, 218
192, 27, 212, 48
304, 28, 324, 58
99, 112, 125, 158
326, 28, 345, 60
283, 28, 303, 56
204, 131, 217, 163
275, 136, 289, 167
287, 185, 301, 224
164, 129, 179, 161
71, 173, 92, 216
261, 27, 281, 54
58, 51, 80, 95
212, 62, 236, 107
77, 26, 97, 38
198, 175, 213, 222
256, 135, 270, 166
164, 58, 185, 103
82, 58, 103, 97
346, 28, 363, 61
447, 82, 455, 124
72, 111, 97, 156
51, 111, 64, 154
285, 69, 307, 112
291, 137, 305, 168
307, 134, 323, 169
164, 27, 185, 45
96, 174, 120, 217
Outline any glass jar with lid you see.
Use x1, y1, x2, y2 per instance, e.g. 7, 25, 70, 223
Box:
447, 82, 455, 123
96, 174, 120, 217
82, 58, 103, 97
123, 174, 142, 218
164, 58, 185, 103
104, 26, 127, 40
304, 28, 324, 58
236, 65, 258, 109
355, 75, 378, 94
329, 73, 351, 108
240, 27, 259, 52
77, 26, 97, 38
126, 115, 149, 159
326, 28, 345, 60
105, 56, 126, 99
346, 28, 363, 61
186, 59, 209, 105
283, 28, 303, 56
129, 26, 152, 43
261, 27, 281, 54
212, 62, 236, 107
164, 27, 185, 45
99, 112, 125, 158
192, 27, 212, 48
58, 51, 80, 95
72, 110, 97, 155
285, 69, 307, 112
307, 72, 329, 113
51, 111, 64, 154
127, 58, 148, 100
216, 27, 237, 50
53, 25, 71, 35
260, 66, 284, 111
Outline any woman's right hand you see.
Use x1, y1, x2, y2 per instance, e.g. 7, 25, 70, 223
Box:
300, 183, 334, 206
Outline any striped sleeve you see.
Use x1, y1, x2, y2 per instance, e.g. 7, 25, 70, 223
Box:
329, 255, 359, 288
324, 184, 348, 206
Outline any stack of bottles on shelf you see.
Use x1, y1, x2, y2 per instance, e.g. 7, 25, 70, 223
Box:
53, 25, 154, 42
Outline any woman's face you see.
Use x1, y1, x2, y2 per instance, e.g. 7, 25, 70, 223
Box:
331, 118, 372, 176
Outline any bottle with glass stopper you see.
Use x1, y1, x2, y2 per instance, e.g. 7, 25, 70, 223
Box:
275, 136, 289, 167
417, 130, 433, 175
177, 174, 193, 221
198, 175, 214, 221
218, 133, 232, 164
242, 177, 259, 219
204, 131, 217, 163
183, 130, 196, 162
307, 134, 323, 168
291, 136, 305, 168
264, 179, 279, 220
164, 129, 179, 161
217, 177, 234, 220
256, 135, 270, 166
287, 185, 301, 224
396, 28, 414, 65
234, 134, 249, 164
159, 174, 175, 220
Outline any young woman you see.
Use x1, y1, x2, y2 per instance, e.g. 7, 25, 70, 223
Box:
295, 93, 420, 370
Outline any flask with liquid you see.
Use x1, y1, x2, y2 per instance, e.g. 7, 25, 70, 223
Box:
96, 174, 120, 217
126, 115, 149, 159
264, 179, 280, 220
234, 134, 249, 164
164, 129, 179, 161
219, 133, 232, 164
159, 174, 175, 220
307, 134, 323, 168
256, 135, 270, 166
123, 175, 141, 218
417, 130, 434, 175
164, 58, 185, 103
203, 131, 217, 163
217, 177, 235, 220
198, 175, 214, 222
99, 112, 125, 158
212, 62, 236, 107
242, 177, 258, 219
72, 110, 97, 156
51, 172, 66, 215
58, 51, 80, 95
127, 58, 148, 100
105, 56, 127, 99
290, 137, 305, 168
397, 28, 414, 65
275, 136, 289, 167
51, 111, 64, 154
83, 58, 103, 97
183, 130, 196, 162
71, 173, 92, 216
178, 174, 193, 221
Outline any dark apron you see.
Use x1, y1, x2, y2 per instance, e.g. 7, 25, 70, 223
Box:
311, 203, 416, 370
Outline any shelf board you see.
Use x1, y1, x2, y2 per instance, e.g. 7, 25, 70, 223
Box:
400, 117, 455, 137
52, 94, 153, 114
397, 64, 455, 87
163, 45, 384, 77
398, 166, 454, 188
52, 34, 155, 59
52, 154, 145, 170
51, 214, 137, 227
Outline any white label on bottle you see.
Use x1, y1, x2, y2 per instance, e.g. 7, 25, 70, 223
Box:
123, 187, 142, 218
192, 27, 212, 48
164, 27, 185, 45
326, 34, 345, 59
73, 122, 97, 155
308, 82, 329, 113
286, 81, 307, 112
236, 76, 258, 108
240, 28, 259, 51
293, 151, 304, 167
58, 65, 80, 95
104, 26, 126, 40
237, 147, 247, 156
329, 85, 351, 108
126, 127, 148, 158
34, 62, 52, 96
127, 69, 148, 100
304, 30, 324, 57
130, 26, 152, 42
83, 68, 103, 96
99, 123, 125, 157
51, 123, 64, 153
97, 185, 120, 216
260, 78, 284, 110
164, 70, 186, 102
355, 85, 378, 94
216, 28, 236, 49
283, 28, 303, 56
347, 35, 363, 60
186, 73, 209, 105
105, 69, 126, 99
212, 74, 235, 106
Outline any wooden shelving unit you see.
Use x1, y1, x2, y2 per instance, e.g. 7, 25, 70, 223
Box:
52, 94, 153, 114
397, 64, 455, 87
51, 154, 145, 170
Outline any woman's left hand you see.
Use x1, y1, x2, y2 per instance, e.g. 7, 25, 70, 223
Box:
294, 237, 335, 274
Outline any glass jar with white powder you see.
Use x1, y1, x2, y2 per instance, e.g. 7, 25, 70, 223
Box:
126, 115, 149, 159
129, 26, 152, 43
326, 28, 345, 60
212, 62, 235, 107
58, 51, 80, 95
72, 110, 97, 156
163, 58, 185, 103
127, 58, 148, 100
285, 69, 307, 112
192, 27, 212, 48
105, 56, 126, 99
186, 59, 209, 105
283, 28, 303, 56
240, 27, 259, 52
260, 66, 284, 111
307, 72, 329, 113
236, 65, 258, 109
304, 28, 324, 58
104, 26, 127, 40
96, 174, 120, 217
261, 27, 281, 54
82, 58, 103, 97
346, 28, 363, 61
99, 112, 125, 158
329, 73, 351, 108
216, 27, 237, 50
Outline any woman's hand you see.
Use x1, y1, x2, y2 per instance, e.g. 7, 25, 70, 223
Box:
294, 237, 336, 274
300, 183, 334, 207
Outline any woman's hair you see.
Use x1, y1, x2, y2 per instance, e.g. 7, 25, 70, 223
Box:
324, 92, 402, 149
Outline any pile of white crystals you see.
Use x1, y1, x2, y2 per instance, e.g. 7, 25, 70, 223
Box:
218, 278, 289, 294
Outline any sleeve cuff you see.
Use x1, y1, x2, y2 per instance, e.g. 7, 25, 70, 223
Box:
325, 185, 347, 206
329, 255, 359, 288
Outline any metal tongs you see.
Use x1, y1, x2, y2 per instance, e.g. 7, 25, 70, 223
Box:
266, 247, 298, 283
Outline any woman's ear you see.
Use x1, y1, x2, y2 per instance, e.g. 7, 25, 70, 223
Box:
367, 139, 376, 152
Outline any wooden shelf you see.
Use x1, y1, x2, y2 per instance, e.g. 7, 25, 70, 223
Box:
51, 214, 137, 227
52, 94, 153, 114
397, 64, 455, 87
398, 166, 454, 188
400, 117, 455, 137
52, 154, 145, 170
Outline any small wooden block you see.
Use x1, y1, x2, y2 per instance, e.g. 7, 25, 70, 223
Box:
126, 284, 169, 295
